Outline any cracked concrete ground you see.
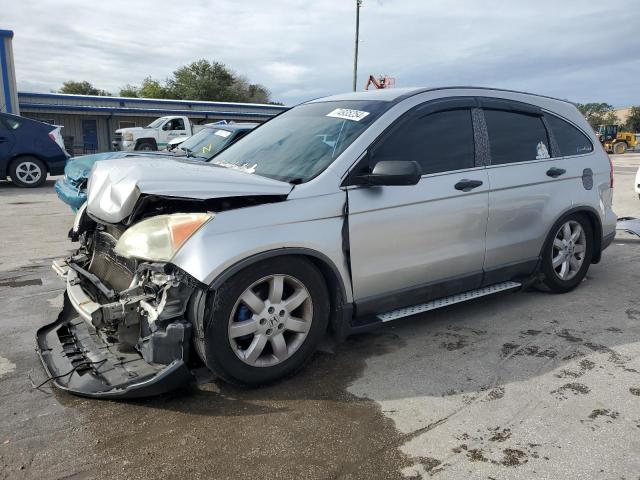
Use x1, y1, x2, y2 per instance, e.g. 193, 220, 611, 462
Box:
1, 154, 639, 479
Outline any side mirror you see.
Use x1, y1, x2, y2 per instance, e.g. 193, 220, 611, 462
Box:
361, 160, 422, 186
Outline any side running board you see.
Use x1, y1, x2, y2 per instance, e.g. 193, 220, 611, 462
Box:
377, 281, 521, 322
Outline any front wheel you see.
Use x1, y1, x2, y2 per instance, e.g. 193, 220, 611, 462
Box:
539, 214, 593, 293
199, 256, 330, 386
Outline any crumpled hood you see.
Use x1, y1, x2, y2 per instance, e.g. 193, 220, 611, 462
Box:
86, 156, 292, 223
65, 152, 131, 181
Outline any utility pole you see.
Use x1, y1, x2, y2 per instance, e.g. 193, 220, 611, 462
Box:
352, 0, 362, 91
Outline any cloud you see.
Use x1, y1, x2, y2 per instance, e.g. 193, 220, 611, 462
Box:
3, 0, 639, 106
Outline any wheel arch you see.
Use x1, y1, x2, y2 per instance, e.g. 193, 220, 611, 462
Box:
134, 138, 158, 150
543, 206, 603, 264
207, 248, 352, 340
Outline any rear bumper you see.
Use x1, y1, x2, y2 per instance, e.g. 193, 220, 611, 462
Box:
36, 259, 195, 399
54, 178, 87, 211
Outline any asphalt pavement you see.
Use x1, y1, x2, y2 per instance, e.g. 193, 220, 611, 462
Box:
0, 154, 639, 479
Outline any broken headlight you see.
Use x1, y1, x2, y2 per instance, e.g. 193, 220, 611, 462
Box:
114, 213, 213, 262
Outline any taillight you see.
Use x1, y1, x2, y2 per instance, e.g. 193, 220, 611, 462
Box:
608, 155, 614, 188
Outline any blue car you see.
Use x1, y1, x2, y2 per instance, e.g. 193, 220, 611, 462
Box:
55, 123, 256, 210
1, 113, 69, 187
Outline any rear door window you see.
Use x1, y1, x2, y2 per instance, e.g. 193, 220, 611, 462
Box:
484, 110, 550, 165
372, 109, 475, 175
546, 114, 593, 156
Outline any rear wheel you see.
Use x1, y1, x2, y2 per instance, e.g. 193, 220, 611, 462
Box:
539, 214, 593, 293
613, 142, 627, 154
200, 256, 330, 386
9, 156, 47, 187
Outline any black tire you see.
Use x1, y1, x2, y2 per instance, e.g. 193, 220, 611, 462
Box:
136, 141, 155, 151
613, 142, 627, 154
539, 213, 593, 293
200, 256, 330, 386
9, 156, 48, 187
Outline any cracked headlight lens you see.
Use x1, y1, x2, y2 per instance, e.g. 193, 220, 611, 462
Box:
114, 213, 213, 262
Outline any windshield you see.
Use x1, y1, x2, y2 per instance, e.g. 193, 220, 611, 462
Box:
179, 128, 237, 159
209, 100, 388, 182
146, 117, 167, 128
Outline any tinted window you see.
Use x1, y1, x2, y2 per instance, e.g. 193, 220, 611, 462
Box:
372, 109, 475, 175
484, 110, 550, 165
546, 114, 593, 156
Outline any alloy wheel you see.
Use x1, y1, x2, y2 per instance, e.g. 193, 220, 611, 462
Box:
552, 220, 586, 281
228, 274, 313, 367
15, 161, 42, 185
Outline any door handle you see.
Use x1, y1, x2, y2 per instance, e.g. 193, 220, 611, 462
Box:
546, 167, 566, 178
454, 179, 483, 192
0, 137, 7, 143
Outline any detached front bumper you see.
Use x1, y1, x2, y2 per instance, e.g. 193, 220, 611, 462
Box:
37, 259, 194, 399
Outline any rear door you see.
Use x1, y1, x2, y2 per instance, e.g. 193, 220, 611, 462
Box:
347, 99, 489, 314
480, 98, 593, 283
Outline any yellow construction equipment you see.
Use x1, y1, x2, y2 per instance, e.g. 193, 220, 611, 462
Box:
597, 124, 638, 154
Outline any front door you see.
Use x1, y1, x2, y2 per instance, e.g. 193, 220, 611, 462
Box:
82, 119, 98, 153
347, 101, 489, 315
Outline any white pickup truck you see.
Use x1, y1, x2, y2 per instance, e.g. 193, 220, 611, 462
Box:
112, 116, 208, 151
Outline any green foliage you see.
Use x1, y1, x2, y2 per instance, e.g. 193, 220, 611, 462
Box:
137, 77, 173, 99
576, 102, 618, 129
118, 84, 139, 98
623, 106, 640, 133
125, 60, 273, 103
59, 80, 111, 96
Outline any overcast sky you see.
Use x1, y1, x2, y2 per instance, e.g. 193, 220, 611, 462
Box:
4, 0, 639, 106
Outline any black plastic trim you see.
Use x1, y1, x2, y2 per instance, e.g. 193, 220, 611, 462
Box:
354, 271, 483, 317
208, 247, 349, 304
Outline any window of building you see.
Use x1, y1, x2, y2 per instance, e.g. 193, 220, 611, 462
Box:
484, 110, 550, 165
546, 114, 593, 156
372, 109, 475, 175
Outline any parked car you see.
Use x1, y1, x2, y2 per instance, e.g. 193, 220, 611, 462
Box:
0, 113, 69, 187
38, 87, 616, 398
55, 123, 256, 210
112, 115, 215, 151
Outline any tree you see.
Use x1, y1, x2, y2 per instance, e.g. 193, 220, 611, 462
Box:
576, 102, 618, 129
624, 106, 640, 133
59, 80, 111, 96
119, 84, 139, 97
137, 77, 173, 99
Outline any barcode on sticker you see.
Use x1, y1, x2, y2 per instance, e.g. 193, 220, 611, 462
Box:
326, 108, 370, 122
215, 130, 232, 138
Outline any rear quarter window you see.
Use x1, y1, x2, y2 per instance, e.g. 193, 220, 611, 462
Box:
545, 114, 593, 157
0, 116, 22, 130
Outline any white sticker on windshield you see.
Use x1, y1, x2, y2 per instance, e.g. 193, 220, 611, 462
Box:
326, 108, 370, 122
215, 130, 232, 138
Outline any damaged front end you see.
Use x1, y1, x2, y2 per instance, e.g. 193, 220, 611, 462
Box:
37, 209, 202, 398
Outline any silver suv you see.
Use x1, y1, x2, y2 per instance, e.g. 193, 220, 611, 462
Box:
39, 87, 616, 398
